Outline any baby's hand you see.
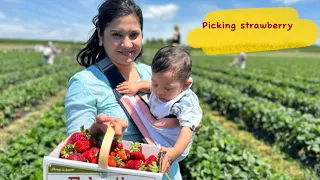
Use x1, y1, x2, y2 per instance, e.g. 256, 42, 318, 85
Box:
159, 147, 179, 173
116, 81, 139, 96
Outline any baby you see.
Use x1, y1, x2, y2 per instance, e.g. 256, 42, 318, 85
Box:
116, 45, 203, 173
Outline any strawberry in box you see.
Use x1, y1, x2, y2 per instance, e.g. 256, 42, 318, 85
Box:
57, 125, 163, 175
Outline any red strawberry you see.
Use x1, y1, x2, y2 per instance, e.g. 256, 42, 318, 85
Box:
108, 156, 117, 167
68, 153, 86, 162
129, 151, 145, 162
109, 151, 116, 157
111, 140, 117, 148
125, 149, 130, 159
116, 149, 128, 161
111, 137, 122, 148
117, 143, 123, 149
89, 137, 99, 147
67, 132, 87, 144
82, 147, 100, 164
145, 155, 158, 167
125, 160, 145, 170
67, 126, 87, 144
118, 161, 126, 168
74, 140, 90, 153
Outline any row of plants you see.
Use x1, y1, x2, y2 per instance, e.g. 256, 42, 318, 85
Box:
180, 112, 291, 179
191, 75, 320, 168
193, 64, 320, 96
0, 66, 82, 127
248, 68, 320, 86
188, 53, 320, 85
0, 102, 67, 180
0, 52, 71, 75
192, 68, 320, 118
0, 53, 44, 74
0, 61, 76, 91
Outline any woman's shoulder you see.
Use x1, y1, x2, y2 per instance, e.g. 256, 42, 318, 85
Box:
134, 61, 152, 79
68, 65, 111, 89
70, 65, 99, 81
135, 61, 151, 70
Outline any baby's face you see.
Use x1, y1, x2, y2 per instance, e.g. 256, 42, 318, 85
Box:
151, 71, 185, 102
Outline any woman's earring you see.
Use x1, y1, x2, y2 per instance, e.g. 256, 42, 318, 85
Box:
99, 40, 103, 46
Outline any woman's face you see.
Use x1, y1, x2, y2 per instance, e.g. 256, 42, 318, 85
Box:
99, 14, 142, 66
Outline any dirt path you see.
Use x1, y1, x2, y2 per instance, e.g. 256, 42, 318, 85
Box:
0, 89, 67, 149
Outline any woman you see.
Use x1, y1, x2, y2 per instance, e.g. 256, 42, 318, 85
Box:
65, 0, 184, 179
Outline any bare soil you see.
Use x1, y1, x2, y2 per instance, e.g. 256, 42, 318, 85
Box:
0, 90, 67, 149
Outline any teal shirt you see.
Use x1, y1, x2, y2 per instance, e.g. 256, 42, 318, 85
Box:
65, 61, 151, 142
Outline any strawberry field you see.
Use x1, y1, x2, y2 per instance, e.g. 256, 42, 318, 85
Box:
0, 48, 320, 179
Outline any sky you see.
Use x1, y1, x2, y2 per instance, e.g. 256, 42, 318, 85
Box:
0, 0, 319, 45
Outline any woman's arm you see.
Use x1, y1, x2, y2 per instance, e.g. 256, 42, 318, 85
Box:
65, 76, 98, 136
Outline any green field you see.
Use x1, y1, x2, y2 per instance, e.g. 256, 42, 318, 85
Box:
0, 42, 320, 179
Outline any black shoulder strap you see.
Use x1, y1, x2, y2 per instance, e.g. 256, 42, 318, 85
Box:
95, 57, 144, 140
95, 57, 125, 88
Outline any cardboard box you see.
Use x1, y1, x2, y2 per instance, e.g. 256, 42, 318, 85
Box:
43, 126, 164, 180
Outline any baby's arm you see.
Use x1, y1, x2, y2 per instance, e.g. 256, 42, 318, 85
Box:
160, 97, 203, 172
116, 81, 151, 95
135, 81, 151, 93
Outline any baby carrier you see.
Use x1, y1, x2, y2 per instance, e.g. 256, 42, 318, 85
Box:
95, 57, 180, 147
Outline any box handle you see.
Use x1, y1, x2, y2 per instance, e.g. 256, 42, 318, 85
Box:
98, 125, 115, 168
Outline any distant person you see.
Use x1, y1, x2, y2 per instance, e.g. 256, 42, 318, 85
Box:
230, 52, 247, 69
171, 25, 180, 46
43, 41, 57, 65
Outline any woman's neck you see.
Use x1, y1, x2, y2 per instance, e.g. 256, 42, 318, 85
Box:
115, 63, 137, 81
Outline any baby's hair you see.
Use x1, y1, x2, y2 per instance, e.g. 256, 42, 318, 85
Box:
151, 46, 191, 83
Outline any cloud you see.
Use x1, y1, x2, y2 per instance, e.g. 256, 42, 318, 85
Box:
187, 7, 319, 54
0, 20, 93, 42
64, 28, 72, 34
0, 23, 26, 33
273, 0, 304, 5
143, 3, 179, 20
0, 11, 6, 19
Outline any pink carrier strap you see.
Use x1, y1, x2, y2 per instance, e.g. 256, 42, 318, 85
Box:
95, 57, 179, 145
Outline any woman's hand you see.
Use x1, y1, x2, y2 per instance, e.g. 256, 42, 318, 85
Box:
112, 118, 128, 137
116, 81, 139, 96
88, 114, 128, 136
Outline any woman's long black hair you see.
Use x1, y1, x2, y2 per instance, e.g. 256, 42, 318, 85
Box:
77, 0, 143, 68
